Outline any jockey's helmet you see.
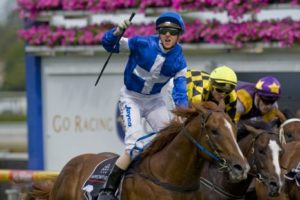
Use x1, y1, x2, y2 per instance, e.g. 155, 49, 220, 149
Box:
210, 65, 237, 93
156, 11, 185, 34
255, 76, 281, 101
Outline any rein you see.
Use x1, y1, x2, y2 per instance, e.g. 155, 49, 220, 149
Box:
199, 177, 245, 200
181, 110, 229, 169
136, 172, 200, 193
128, 156, 200, 193
181, 127, 221, 162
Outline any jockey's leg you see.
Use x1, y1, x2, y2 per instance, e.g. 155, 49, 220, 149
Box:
146, 103, 171, 132
97, 153, 131, 200
98, 90, 143, 200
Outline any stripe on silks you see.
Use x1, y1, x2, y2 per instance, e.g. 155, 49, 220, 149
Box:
284, 161, 300, 187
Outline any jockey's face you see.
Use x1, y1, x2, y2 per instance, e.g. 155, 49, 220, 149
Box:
257, 95, 275, 114
158, 27, 180, 50
211, 87, 230, 102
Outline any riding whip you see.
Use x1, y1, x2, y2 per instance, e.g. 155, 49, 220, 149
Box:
94, 12, 136, 86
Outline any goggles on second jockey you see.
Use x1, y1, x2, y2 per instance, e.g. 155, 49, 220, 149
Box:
157, 27, 181, 36
259, 95, 278, 105
211, 80, 235, 95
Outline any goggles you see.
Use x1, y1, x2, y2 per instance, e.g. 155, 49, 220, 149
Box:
157, 27, 181, 36
211, 80, 235, 95
259, 95, 278, 105
213, 87, 232, 95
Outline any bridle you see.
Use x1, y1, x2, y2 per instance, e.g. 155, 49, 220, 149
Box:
181, 109, 230, 170
246, 131, 279, 184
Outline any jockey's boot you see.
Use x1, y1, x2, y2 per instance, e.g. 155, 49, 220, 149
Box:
97, 164, 125, 200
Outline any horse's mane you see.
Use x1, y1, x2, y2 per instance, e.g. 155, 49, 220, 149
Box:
141, 101, 219, 158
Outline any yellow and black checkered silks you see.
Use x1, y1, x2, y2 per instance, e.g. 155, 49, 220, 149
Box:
186, 69, 237, 122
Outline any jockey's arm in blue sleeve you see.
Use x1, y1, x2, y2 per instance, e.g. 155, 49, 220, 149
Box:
172, 68, 188, 108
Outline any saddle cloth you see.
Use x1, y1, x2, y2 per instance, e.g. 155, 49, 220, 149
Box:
82, 156, 119, 200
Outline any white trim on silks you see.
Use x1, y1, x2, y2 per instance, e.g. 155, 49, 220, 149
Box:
279, 118, 300, 144
129, 131, 159, 159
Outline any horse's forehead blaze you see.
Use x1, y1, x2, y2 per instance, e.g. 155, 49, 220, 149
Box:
268, 140, 282, 183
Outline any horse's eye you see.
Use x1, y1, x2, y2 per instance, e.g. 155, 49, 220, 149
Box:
258, 148, 264, 154
211, 129, 218, 135
286, 132, 293, 139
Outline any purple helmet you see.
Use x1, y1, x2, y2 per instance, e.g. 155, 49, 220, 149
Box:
255, 76, 281, 99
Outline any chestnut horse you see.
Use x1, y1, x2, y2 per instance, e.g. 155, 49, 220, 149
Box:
256, 141, 300, 200
26, 101, 250, 200
256, 109, 300, 200
198, 120, 283, 200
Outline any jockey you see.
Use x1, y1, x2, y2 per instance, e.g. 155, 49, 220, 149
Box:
235, 76, 282, 124
98, 11, 188, 200
187, 65, 238, 122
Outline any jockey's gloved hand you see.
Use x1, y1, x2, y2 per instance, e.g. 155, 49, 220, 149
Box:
113, 19, 131, 36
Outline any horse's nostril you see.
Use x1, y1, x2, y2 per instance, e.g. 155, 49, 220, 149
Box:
269, 181, 279, 190
233, 164, 243, 172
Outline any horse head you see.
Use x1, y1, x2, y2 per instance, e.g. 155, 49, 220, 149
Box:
277, 109, 300, 143
242, 121, 284, 197
178, 101, 250, 183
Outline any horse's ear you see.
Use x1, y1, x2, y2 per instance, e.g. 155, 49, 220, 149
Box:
218, 99, 225, 111
276, 109, 287, 123
244, 124, 260, 137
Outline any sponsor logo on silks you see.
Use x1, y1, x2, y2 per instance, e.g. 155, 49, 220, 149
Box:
125, 105, 132, 127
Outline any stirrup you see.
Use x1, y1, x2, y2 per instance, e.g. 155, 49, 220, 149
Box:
97, 190, 118, 200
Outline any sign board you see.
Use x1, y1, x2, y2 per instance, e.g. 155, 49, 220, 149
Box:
42, 56, 126, 170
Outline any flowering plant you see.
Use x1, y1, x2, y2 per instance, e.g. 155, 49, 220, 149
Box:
18, 18, 300, 48
17, 0, 299, 19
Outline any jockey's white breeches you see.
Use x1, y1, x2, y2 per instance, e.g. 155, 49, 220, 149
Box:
119, 86, 171, 159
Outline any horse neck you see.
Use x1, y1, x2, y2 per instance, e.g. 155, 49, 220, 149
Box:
238, 134, 257, 173
146, 127, 205, 186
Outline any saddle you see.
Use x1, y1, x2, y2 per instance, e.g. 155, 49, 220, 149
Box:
82, 156, 119, 200
82, 155, 142, 200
